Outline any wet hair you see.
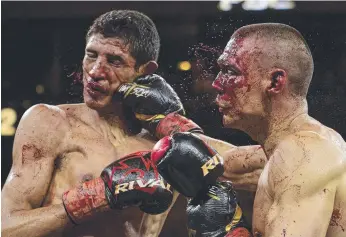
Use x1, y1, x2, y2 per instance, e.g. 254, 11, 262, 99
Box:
86, 10, 160, 68
233, 23, 314, 97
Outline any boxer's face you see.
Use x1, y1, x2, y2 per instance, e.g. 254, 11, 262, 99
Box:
82, 34, 142, 110
213, 36, 267, 129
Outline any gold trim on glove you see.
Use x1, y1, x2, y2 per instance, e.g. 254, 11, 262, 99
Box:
225, 204, 242, 232
135, 113, 166, 121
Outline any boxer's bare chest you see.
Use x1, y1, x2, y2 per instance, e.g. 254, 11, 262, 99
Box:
252, 162, 272, 237
42, 116, 155, 237
252, 137, 346, 237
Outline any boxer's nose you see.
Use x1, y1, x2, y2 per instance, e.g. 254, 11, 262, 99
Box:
88, 59, 108, 81
212, 72, 224, 93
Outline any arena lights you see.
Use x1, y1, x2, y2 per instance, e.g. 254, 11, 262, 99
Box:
178, 61, 192, 71
218, 0, 233, 11
36, 84, 45, 94
217, 0, 296, 11
1, 108, 17, 136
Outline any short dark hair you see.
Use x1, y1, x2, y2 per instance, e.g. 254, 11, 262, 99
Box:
233, 23, 314, 97
87, 10, 160, 68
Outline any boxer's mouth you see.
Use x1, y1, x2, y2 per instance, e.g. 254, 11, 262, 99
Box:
218, 107, 231, 113
86, 81, 107, 94
215, 95, 233, 113
212, 80, 224, 94
212, 80, 236, 113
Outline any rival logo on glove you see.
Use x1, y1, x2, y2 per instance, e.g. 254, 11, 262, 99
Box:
201, 154, 224, 176
118, 84, 151, 98
114, 178, 173, 195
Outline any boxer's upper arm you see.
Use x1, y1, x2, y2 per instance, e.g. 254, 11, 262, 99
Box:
2, 104, 69, 216
220, 145, 266, 191
199, 134, 266, 191
265, 132, 343, 237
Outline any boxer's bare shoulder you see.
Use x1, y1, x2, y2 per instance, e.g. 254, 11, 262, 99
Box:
1, 103, 71, 236
3, 103, 70, 202
253, 119, 346, 237
2, 103, 187, 237
16, 103, 70, 153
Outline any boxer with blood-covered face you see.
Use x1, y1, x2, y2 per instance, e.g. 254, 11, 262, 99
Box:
213, 23, 346, 237
1, 10, 186, 237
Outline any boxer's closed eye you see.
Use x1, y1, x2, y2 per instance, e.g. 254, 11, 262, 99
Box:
86, 50, 97, 58
107, 55, 124, 66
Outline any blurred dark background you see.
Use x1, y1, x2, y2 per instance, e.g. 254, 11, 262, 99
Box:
2, 1, 346, 185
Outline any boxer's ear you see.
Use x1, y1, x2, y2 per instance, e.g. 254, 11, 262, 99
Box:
139, 61, 158, 75
266, 69, 287, 95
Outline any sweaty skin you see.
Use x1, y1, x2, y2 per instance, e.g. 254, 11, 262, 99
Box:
1, 103, 189, 237
253, 116, 346, 237
1, 105, 264, 237
215, 24, 346, 237
1, 33, 266, 236
2, 104, 260, 236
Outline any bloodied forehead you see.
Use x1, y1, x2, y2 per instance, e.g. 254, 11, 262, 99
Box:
217, 35, 267, 70
218, 38, 241, 66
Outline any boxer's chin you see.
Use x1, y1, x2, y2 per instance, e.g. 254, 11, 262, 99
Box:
84, 90, 111, 110
222, 113, 240, 128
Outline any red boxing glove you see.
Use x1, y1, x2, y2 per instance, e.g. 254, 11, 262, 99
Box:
62, 177, 110, 224
156, 112, 203, 139
226, 228, 252, 237
62, 151, 173, 224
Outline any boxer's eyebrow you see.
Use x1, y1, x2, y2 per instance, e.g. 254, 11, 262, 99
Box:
85, 48, 96, 54
107, 54, 124, 62
219, 63, 240, 74
217, 58, 224, 67
106, 54, 128, 65
85, 45, 96, 52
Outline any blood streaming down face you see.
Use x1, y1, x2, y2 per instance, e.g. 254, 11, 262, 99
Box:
213, 33, 273, 129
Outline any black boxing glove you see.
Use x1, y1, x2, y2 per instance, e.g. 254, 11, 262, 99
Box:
151, 132, 224, 197
116, 74, 203, 138
187, 181, 252, 237
62, 151, 173, 224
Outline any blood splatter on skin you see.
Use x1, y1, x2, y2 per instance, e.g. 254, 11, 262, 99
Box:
22, 144, 44, 164
330, 209, 341, 226
213, 37, 253, 105
330, 209, 345, 231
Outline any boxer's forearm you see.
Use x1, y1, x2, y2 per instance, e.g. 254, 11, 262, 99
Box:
198, 135, 266, 192
221, 145, 265, 192
198, 134, 237, 157
140, 212, 168, 237
220, 168, 262, 192
139, 191, 180, 237
1, 203, 71, 237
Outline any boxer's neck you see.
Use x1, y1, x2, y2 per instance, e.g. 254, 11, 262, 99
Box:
93, 103, 133, 141
248, 98, 308, 157
264, 100, 308, 157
